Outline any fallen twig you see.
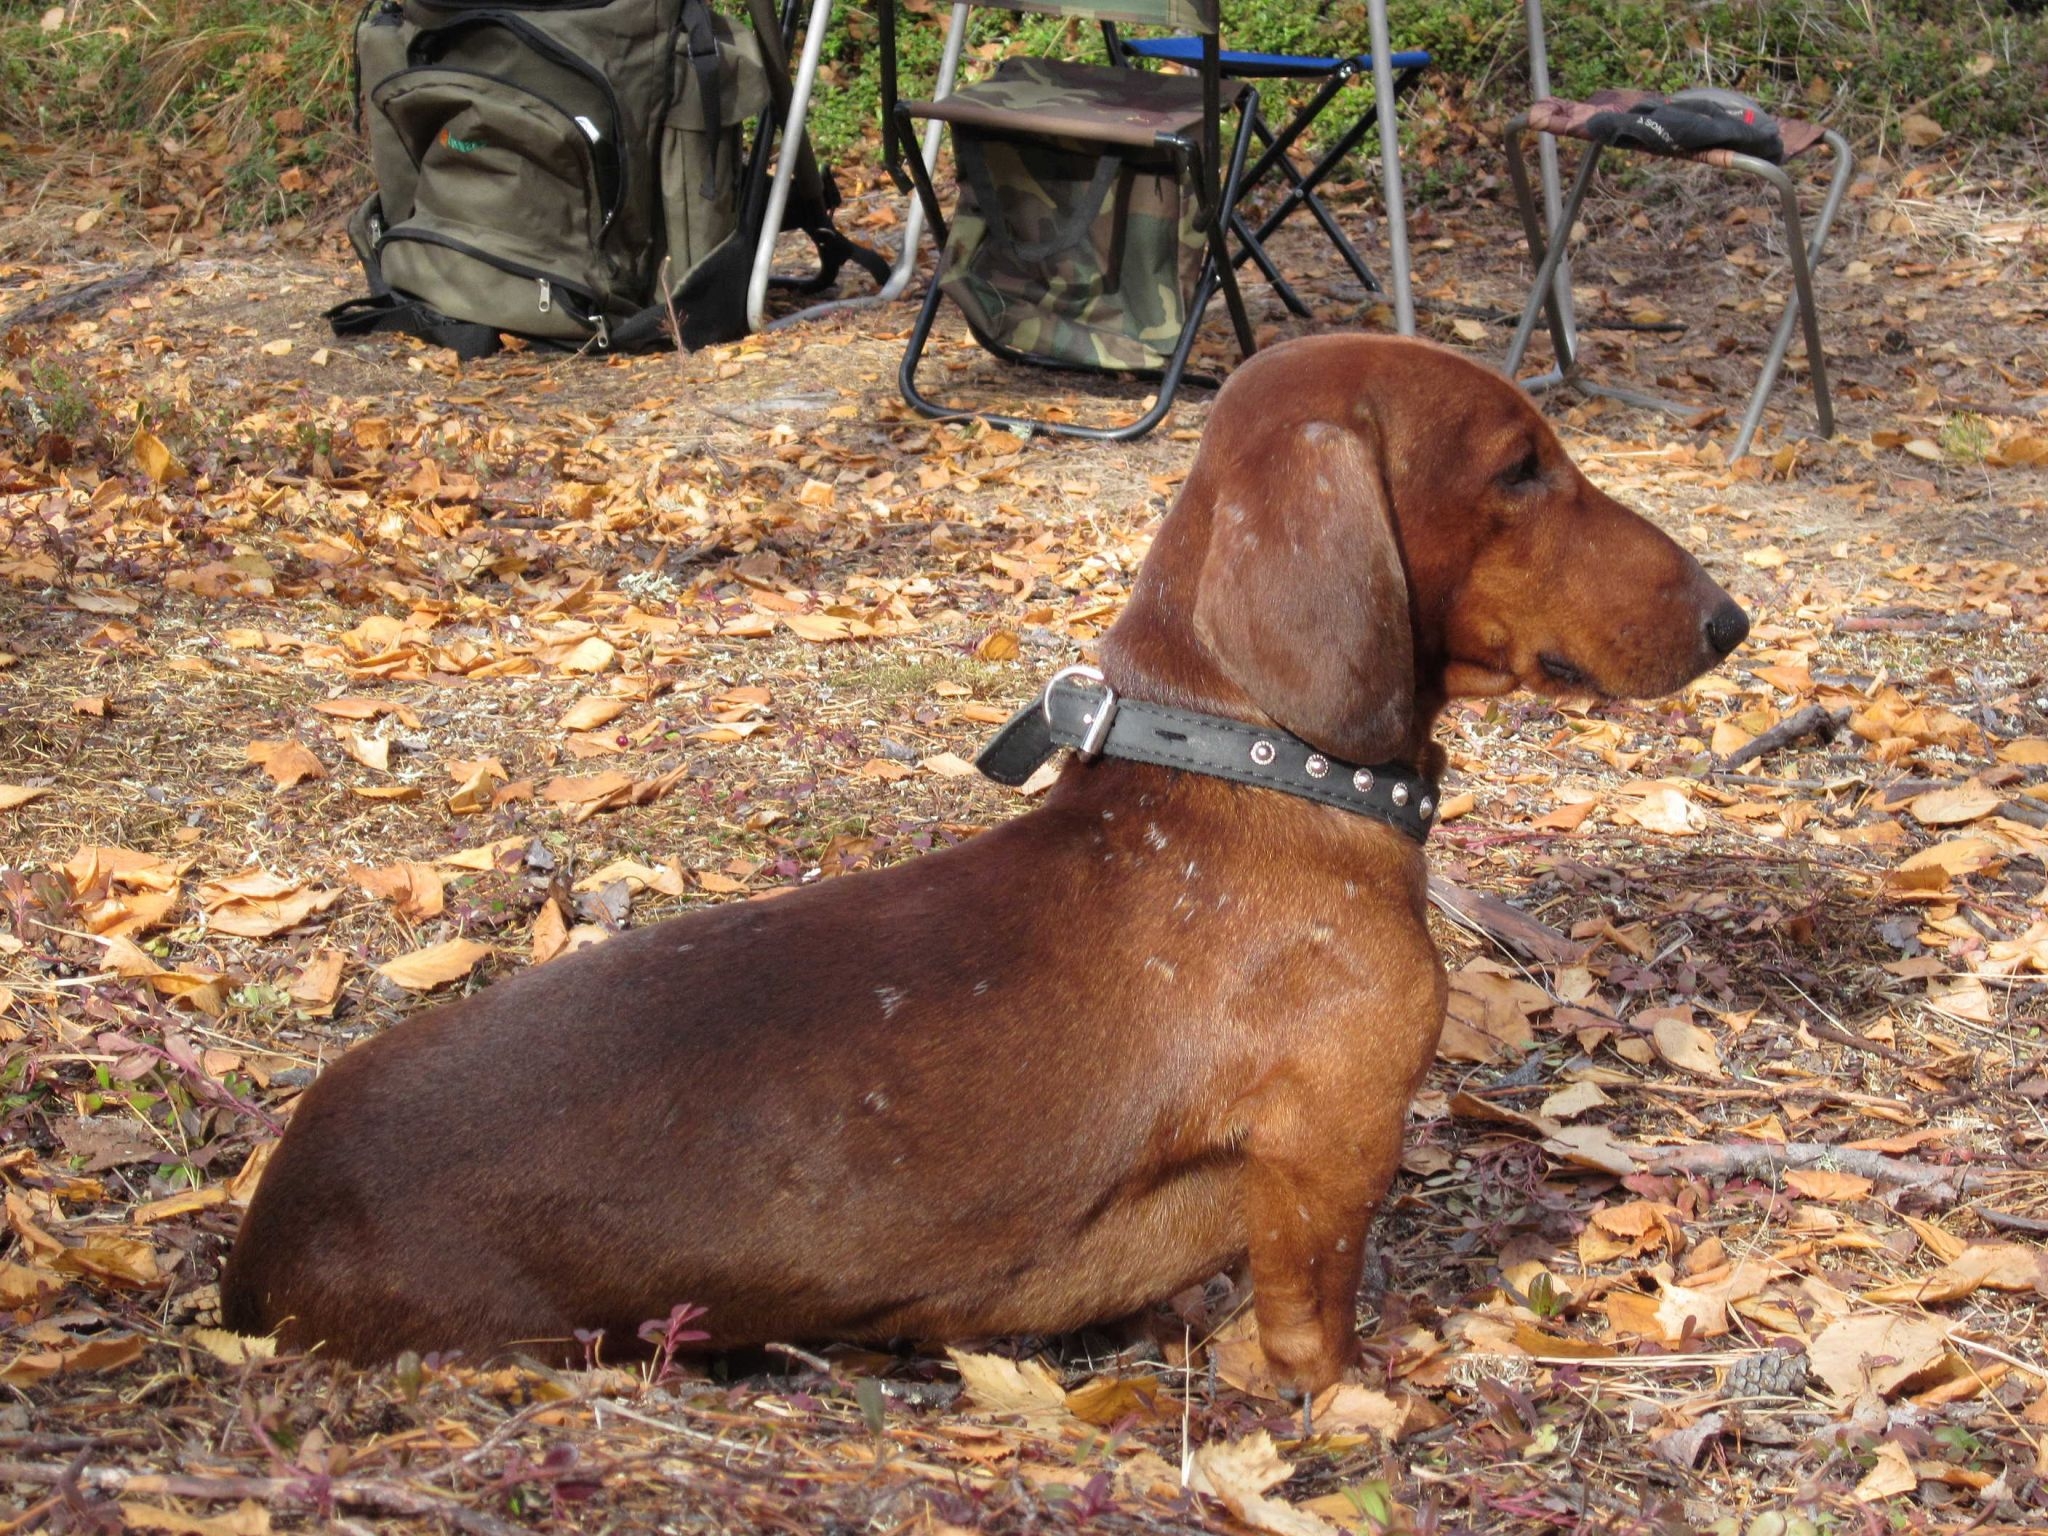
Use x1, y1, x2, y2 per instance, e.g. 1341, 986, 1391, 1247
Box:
1639, 1140, 1995, 1202
1427, 875, 1583, 964
1799, 1015, 1919, 1068
1996, 798, 2048, 831
0, 1461, 524, 1536
1836, 612, 1989, 635
0, 265, 172, 330
765, 1342, 835, 1375
1714, 705, 1852, 773
1972, 1206, 2048, 1236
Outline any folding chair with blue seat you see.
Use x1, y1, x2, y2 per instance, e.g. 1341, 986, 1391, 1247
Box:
1103, 30, 1432, 317
880, 0, 1262, 440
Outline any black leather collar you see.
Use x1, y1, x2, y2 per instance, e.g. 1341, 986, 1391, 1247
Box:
975, 667, 1440, 844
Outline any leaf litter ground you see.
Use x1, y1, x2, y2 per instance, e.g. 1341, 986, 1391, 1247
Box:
2, 152, 2048, 1536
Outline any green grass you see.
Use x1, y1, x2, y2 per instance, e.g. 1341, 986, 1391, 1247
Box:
834, 0, 2048, 159
0, 0, 2041, 235
0, 0, 357, 227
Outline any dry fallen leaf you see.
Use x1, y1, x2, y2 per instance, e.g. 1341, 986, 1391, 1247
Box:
121, 1500, 273, 1536
1064, 1374, 1175, 1426
1600, 1279, 1727, 1343
349, 861, 445, 921
289, 949, 347, 1014
341, 730, 391, 773
187, 1328, 278, 1367
245, 739, 325, 789
130, 426, 183, 483
376, 937, 492, 991
1809, 1313, 1953, 1400
1899, 111, 1945, 148
561, 696, 630, 732
0, 1332, 145, 1387
532, 898, 571, 964
1865, 1242, 2048, 1304
1648, 1009, 1724, 1080
1543, 1123, 1641, 1176
542, 770, 634, 807
1906, 782, 2001, 826
1311, 1383, 1406, 1437
1187, 1432, 1338, 1536
1854, 1440, 1919, 1503
948, 1349, 1068, 1423
1615, 782, 1703, 836
200, 871, 342, 939
1783, 1168, 1875, 1203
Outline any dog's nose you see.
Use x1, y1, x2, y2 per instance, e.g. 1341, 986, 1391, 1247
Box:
1704, 598, 1750, 658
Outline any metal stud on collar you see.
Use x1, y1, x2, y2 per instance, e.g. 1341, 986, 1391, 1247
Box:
1352, 768, 1375, 794
1391, 783, 1411, 808
1419, 796, 1436, 819
1305, 753, 1329, 779
1249, 740, 1277, 767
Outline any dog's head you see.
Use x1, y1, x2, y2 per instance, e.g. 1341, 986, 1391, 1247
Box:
1101, 335, 1748, 764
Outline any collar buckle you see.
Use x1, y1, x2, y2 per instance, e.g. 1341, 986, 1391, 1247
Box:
1044, 665, 1118, 758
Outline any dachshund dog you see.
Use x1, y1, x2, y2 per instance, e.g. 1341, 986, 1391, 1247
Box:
221, 334, 1747, 1395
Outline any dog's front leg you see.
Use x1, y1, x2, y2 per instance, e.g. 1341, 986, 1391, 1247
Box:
1242, 1100, 1406, 1397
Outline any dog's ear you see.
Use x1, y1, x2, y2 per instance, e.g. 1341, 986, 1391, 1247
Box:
1192, 419, 1415, 763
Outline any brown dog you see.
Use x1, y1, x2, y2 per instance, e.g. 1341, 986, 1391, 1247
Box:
221, 334, 1746, 1393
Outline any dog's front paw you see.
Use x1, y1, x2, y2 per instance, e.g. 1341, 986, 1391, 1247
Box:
1259, 1319, 1356, 1398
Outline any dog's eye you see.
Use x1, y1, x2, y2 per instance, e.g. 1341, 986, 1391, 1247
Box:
1499, 449, 1544, 490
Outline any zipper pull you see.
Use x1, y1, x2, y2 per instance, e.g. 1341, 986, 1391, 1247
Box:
536, 278, 552, 315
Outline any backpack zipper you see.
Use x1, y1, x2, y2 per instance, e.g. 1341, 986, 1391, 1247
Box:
378, 225, 605, 332
408, 10, 629, 231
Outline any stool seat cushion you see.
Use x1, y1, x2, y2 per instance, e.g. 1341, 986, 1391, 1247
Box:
902, 55, 1247, 149
1528, 89, 1827, 165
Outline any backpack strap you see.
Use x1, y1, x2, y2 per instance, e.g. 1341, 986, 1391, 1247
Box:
326, 293, 508, 360
679, 0, 725, 197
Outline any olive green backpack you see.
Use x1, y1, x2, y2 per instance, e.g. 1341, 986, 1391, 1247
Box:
330, 0, 886, 356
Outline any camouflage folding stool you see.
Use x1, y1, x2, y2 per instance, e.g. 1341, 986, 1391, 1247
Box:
880, 0, 1260, 440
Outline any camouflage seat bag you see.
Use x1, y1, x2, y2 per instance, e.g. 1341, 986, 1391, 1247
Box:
937, 58, 1207, 373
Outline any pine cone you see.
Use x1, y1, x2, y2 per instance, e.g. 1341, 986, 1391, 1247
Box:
1724, 1349, 1810, 1399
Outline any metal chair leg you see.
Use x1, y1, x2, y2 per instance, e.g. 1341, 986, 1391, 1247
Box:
1207, 90, 1263, 359
1726, 129, 1853, 457
1232, 198, 1314, 316
1505, 131, 1599, 381
1247, 107, 1384, 294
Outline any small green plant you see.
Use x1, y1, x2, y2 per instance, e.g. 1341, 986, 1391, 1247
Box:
1938, 411, 1993, 462
1, 360, 111, 462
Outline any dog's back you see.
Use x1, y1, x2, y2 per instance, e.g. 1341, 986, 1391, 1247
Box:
222, 766, 1431, 1362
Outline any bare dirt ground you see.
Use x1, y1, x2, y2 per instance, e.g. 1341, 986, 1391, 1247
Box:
3, 148, 2048, 1535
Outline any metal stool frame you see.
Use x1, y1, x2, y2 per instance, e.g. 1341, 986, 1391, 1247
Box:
1502, 116, 1854, 458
